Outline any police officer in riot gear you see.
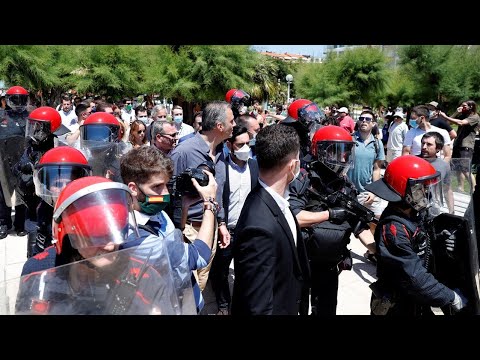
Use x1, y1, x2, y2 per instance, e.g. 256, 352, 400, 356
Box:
12, 106, 70, 243
280, 99, 324, 168
289, 125, 376, 316
225, 88, 251, 119
27, 147, 92, 257
365, 155, 468, 315
0, 86, 30, 238
77, 112, 126, 182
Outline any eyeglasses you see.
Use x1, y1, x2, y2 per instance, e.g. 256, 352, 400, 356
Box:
137, 130, 145, 134
157, 115, 167, 119
161, 132, 178, 139
358, 116, 373, 122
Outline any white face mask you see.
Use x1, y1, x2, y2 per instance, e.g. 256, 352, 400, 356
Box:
234, 144, 250, 161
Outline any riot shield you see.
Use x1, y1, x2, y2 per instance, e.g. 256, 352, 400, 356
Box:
0, 246, 180, 315
125, 229, 197, 315
429, 157, 479, 315
77, 140, 128, 182
0, 116, 26, 207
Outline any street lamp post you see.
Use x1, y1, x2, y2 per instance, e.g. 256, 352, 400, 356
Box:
286, 74, 293, 104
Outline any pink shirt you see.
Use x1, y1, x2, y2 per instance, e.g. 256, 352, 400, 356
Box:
339, 115, 355, 134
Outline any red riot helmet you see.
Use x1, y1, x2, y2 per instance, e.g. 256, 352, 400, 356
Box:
33, 147, 92, 207
52, 176, 135, 255
365, 155, 440, 211
6, 86, 29, 112
80, 112, 120, 143
311, 125, 355, 176
225, 88, 251, 107
283, 99, 325, 130
25, 106, 62, 143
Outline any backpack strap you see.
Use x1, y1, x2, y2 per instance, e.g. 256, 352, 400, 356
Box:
138, 224, 157, 236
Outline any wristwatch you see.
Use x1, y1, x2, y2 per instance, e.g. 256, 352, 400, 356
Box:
203, 202, 217, 215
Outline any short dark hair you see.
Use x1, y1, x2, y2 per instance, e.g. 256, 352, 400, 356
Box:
75, 103, 89, 117
422, 131, 444, 150
412, 105, 430, 119
96, 102, 114, 113
228, 126, 248, 143
120, 146, 173, 185
256, 124, 300, 171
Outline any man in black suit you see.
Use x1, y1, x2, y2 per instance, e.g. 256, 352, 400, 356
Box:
232, 125, 310, 315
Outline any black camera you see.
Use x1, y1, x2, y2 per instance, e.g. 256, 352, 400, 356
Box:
170, 160, 215, 197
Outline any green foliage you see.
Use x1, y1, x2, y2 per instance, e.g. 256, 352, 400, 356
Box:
2, 45, 480, 114
295, 48, 388, 107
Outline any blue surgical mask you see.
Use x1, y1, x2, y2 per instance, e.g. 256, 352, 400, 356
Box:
409, 119, 419, 129
174, 116, 183, 124
138, 116, 148, 124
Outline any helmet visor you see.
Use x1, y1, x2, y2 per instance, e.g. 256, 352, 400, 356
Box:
25, 119, 51, 143
7, 94, 28, 109
33, 165, 92, 207
80, 124, 119, 142
60, 188, 133, 250
298, 103, 325, 130
405, 172, 441, 211
316, 141, 355, 176
232, 90, 251, 107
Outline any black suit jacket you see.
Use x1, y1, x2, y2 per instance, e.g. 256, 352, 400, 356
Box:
231, 184, 310, 315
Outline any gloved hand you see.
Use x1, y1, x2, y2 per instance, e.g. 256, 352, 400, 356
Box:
438, 229, 456, 254
328, 207, 353, 224
451, 288, 468, 312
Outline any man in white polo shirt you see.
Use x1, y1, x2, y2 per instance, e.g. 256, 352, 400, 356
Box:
402, 105, 452, 162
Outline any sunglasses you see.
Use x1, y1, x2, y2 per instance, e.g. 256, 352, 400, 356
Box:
358, 116, 373, 122
161, 132, 178, 139
137, 130, 145, 134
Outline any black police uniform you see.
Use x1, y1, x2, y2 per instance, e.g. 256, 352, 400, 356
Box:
371, 205, 455, 316
289, 161, 368, 316
0, 109, 28, 235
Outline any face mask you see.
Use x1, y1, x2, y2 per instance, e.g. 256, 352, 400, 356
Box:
234, 144, 250, 161
137, 185, 170, 215
138, 116, 148, 124
174, 116, 183, 124
289, 160, 301, 184
409, 119, 419, 129
125, 105, 132, 111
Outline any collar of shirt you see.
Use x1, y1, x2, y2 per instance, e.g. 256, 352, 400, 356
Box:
228, 154, 248, 171
353, 131, 375, 144
258, 178, 291, 211
132, 209, 164, 226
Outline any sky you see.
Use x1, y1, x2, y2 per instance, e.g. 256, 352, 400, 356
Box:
252, 45, 326, 57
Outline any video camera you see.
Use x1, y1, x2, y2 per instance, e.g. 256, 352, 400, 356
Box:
169, 160, 215, 197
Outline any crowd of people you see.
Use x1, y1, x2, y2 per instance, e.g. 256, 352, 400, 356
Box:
0, 85, 478, 315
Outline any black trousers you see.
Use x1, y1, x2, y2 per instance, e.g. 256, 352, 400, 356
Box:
309, 262, 339, 316
210, 227, 235, 310
0, 188, 26, 230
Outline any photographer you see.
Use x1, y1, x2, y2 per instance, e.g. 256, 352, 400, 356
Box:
170, 101, 235, 291
289, 126, 376, 316
120, 146, 217, 313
